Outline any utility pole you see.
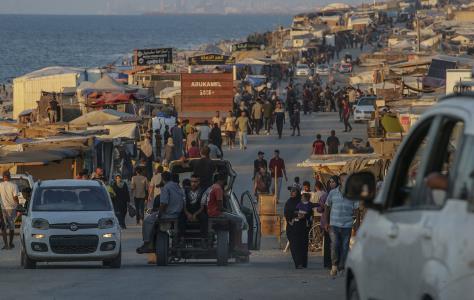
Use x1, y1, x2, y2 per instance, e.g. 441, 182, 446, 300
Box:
416, 15, 421, 53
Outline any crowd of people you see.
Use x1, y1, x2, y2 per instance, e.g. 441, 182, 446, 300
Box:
284, 172, 360, 276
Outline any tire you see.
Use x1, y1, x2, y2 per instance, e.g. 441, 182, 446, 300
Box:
235, 255, 250, 264
347, 278, 360, 300
308, 223, 324, 252
21, 248, 36, 269
155, 232, 169, 266
103, 248, 121, 268
216, 230, 229, 266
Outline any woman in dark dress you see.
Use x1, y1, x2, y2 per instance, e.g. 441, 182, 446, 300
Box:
112, 175, 130, 229
284, 187, 311, 269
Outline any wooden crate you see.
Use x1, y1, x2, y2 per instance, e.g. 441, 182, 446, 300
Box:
260, 214, 282, 237
258, 194, 277, 215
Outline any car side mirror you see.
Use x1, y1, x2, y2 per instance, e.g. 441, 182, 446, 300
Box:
344, 172, 378, 207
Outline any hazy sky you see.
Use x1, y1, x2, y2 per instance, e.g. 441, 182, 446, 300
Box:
0, 0, 348, 15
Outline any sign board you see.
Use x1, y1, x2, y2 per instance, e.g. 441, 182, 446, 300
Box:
232, 42, 260, 52
134, 48, 173, 66
188, 54, 235, 66
181, 73, 233, 113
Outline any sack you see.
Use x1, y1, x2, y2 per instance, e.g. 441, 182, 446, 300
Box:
128, 204, 136, 218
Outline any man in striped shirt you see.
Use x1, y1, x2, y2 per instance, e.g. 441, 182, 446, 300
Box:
324, 173, 360, 277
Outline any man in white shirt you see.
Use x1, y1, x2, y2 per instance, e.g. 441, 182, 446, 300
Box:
0, 171, 19, 250
198, 120, 211, 148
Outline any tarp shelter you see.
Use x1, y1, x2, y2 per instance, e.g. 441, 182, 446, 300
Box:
87, 123, 138, 140
245, 75, 267, 87
69, 109, 141, 126
87, 93, 136, 107
91, 74, 137, 93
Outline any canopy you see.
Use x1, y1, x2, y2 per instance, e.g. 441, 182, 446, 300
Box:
237, 58, 267, 65
91, 75, 136, 93
87, 93, 135, 107
88, 123, 138, 139
245, 75, 267, 87
69, 109, 141, 126
0, 149, 80, 165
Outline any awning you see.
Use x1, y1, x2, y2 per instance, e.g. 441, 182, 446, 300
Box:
0, 149, 80, 165
69, 109, 141, 126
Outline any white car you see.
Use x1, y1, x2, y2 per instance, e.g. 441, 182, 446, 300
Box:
315, 64, 330, 76
344, 94, 474, 300
20, 180, 121, 269
353, 96, 376, 122
11, 173, 34, 205
295, 64, 311, 77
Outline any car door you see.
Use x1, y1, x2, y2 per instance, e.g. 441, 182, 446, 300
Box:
240, 191, 261, 251
363, 116, 437, 299
415, 115, 470, 298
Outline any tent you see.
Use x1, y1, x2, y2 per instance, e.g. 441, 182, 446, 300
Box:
69, 109, 141, 126
236, 58, 267, 65
91, 75, 137, 93
88, 123, 138, 139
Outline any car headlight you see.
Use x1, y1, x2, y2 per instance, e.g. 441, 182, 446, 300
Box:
32, 218, 50, 230
98, 218, 114, 229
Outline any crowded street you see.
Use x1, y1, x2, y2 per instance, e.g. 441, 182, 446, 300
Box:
0, 110, 367, 299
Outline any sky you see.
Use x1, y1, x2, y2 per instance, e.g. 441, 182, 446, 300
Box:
0, 0, 356, 15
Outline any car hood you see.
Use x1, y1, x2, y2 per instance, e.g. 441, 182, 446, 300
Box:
29, 211, 116, 224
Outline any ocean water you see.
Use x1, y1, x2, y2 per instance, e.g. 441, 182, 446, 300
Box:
0, 14, 292, 81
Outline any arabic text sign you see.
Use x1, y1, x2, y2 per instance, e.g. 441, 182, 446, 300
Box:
134, 48, 173, 66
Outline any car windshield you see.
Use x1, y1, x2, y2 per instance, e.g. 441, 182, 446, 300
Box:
357, 98, 375, 106
32, 186, 111, 211
297, 64, 308, 69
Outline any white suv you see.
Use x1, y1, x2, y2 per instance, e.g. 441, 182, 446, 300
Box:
20, 180, 121, 269
344, 94, 474, 300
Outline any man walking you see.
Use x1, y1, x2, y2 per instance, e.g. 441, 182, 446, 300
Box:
235, 111, 251, 150
269, 150, 288, 202
253, 151, 268, 177
251, 100, 263, 135
327, 130, 340, 154
0, 171, 19, 250
263, 98, 273, 135
312, 134, 326, 155
324, 173, 360, 277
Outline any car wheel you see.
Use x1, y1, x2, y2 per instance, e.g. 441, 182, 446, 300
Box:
155, 232, 169, 266
216, 230, 229, 266
347, 278, 360, 300
21, 248, 36, 269
103, 248, 121, 268
235, 255, 250, 264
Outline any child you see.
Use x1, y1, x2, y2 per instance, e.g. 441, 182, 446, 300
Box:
292, 176, 302, 192
295, 192, 317, 226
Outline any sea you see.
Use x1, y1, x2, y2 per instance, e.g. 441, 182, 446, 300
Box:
0, 14, 292, 82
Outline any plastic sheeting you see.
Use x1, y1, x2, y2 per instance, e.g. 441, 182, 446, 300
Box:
69, 109, 141, 126
88, 123, 138, 139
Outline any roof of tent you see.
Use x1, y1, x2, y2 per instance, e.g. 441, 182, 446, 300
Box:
0, 149, 80, 165
69, 109, 141, 126
237, 58, 268, 65
91, 75, 136, 93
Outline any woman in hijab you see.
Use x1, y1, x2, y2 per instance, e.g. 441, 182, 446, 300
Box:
274, 101, 285, 139
111, 174, 130, 229
284, 187, 311, 269
163, 137, 174, 166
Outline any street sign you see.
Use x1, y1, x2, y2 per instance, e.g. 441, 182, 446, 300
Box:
188, 54, 235, 66
134, 48, 173, 66
181, 73, 233, 113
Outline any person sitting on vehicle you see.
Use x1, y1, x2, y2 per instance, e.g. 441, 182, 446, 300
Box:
182, 174, 208, 237
190, 146, 216, 189
136, 171, 185, 254
207, 173, 250, 256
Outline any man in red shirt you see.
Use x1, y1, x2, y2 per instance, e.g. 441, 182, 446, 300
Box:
207, 173, 249, 256
312, 134, 327, 155
269, 149, 287, 202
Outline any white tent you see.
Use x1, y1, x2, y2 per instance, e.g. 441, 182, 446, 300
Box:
69, 109, 141, 126
90, 75, 136, 93
237, 58, 267, 65
88, 123, 138, 139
